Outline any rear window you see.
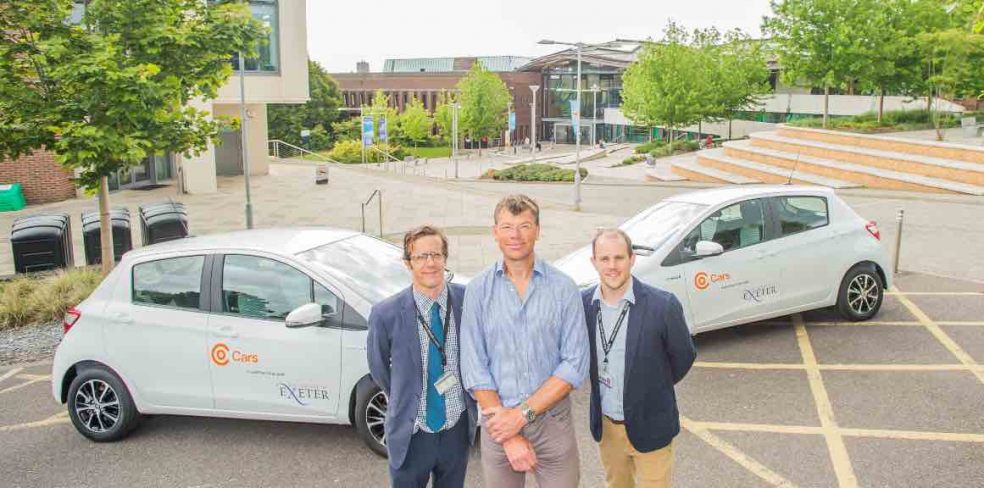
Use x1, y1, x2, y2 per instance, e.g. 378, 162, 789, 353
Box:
132, 256, 204, 310
777, 196, 828, 236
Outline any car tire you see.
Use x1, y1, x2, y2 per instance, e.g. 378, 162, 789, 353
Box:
354, 379, 388, 458
836, 263, 884, 321
66, 365, 141, 442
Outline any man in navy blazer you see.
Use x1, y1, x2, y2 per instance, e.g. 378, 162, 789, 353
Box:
368, 225, 478, 487
581, 229, 696, 488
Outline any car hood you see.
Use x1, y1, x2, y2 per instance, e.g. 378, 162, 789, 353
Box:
552, 245, 599, 288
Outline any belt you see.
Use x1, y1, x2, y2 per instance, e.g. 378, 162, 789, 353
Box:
604, 415, 625, 425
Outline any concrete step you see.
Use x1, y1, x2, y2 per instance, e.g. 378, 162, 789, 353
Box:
776, 125, 984, 164
697, 149, 862, 189
751, 131, 984, 185
723, 140, 984, 195
670, 159, 760, 184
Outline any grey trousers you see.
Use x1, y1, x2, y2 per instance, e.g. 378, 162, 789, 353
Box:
480, 397, 580, 488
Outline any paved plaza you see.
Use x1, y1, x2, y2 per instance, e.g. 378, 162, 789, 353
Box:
0, 159, 981, 487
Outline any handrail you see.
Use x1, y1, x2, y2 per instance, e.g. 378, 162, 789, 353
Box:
269, 139, 343, 165
367, 145, 402, 163
361, 189, 383, 238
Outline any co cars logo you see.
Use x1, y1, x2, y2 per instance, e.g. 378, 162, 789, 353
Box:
694, 272, 710, 290
695, 272, 731, 291
211, 343, 230, 366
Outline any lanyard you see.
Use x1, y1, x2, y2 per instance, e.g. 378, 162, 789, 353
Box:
415, 299, 453, 367
598, 302, 630, 363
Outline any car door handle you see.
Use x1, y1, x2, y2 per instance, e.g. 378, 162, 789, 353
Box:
214, 328, 239, 338
666, 274, 682, 281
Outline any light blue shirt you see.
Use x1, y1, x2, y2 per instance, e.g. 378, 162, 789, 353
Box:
460, 258, 589, 408
592, 279, 635, 421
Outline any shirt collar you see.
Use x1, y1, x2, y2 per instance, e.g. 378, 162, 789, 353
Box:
412, 283, 448, 312
494, 257, 545, 278
592, 277, 636, 306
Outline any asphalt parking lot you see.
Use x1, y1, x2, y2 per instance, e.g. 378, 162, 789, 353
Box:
1, 271, 980, 487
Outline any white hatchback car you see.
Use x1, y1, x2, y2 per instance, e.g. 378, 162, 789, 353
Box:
52, 228, 411, 455
556, 185, 892, 333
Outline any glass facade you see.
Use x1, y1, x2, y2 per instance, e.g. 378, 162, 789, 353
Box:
231, 0, 280, 72
542, 61, 623, 144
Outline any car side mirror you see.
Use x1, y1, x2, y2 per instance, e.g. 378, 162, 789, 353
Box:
695, 240, 724, 257
632, 244, 655, 257
286, 303, 324, 329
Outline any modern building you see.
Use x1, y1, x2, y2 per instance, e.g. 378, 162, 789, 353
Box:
0, 0, 309, 203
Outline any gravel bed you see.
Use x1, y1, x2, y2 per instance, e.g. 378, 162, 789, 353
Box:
0, 321, 61, 366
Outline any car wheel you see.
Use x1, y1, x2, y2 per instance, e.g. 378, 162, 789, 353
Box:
836, 264, 884, 321
354, 380, 388, 458
66, 365, 140, 442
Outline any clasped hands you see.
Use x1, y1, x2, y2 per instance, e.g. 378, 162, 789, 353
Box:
483, 405, 536, 472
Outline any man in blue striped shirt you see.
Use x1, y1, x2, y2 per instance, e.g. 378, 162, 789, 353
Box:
460, 194, 589, 488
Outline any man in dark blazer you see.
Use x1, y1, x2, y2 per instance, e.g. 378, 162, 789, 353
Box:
581, 228, 696, 488
368, 225, 477, 488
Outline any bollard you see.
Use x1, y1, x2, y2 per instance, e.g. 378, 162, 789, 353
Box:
893, 209, 904, 274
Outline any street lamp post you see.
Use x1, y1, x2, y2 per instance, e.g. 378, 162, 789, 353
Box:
591, 84, 599, 147
452, 102, 460, 178
238, 52, 254, 229
529, 85, 539, 162
539, 39, 584, 211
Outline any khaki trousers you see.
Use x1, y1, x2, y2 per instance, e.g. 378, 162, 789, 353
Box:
480, 398, 580, 488
598, 416, 674, 488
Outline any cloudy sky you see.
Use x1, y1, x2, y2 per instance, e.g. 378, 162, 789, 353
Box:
307, 0, 775, 73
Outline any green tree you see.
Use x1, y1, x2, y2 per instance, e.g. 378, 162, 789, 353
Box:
457, 63, 510, 155
917, 28, 984, 138
268, 60, 342, 149
365, 89, 398, 144
331, 116, 361, 142
703, 31, 770, 138
0, 0, 264, 272
433, 90, 457, 143
399, 96, 433, 149
620, 23, 713, 142
763, 0, 874, 128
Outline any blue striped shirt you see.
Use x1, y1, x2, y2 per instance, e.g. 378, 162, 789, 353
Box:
459, 258, 589, 408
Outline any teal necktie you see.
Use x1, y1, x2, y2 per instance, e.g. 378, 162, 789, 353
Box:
425, 302, 447, 431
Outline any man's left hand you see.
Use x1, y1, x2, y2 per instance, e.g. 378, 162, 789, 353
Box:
484, 407, 527, 443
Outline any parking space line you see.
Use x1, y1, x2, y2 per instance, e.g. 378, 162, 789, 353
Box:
805, 321, 922, 326
683, 419, 984, 444
938, 321, 984, 327
839, 427, 984, 443
893, 286, 984, 385
0, 374, 50, 395
694, 362, 970, 372
681, 416, 799, 487
793, 314, 858, 488
0, 367, 24, 385
886, 292, 984, 296
687, 420, 824, 436
0, 412, 69, 433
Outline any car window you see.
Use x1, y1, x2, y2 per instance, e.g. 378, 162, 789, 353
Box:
222, 255, 312, 320
132, 255, 204, 310
777, 196, 828, 236
314, 282, 340, 318
681, 198, 767, 255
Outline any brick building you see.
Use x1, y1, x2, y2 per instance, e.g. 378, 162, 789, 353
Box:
0, 150, 77, 205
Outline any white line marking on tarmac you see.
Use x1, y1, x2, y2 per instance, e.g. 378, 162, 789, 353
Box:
0, 367, 24, 385
0, 412, 69, 433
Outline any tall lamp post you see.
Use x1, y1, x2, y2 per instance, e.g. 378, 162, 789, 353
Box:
451, 101, 460, 178
529, 85, 539, 162
238, 52, 254, 229
538, 39, 584, 211
591, 83, 599, 147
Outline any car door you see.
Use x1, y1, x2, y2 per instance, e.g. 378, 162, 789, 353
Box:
669, 198, 784, 330
768, 195, 838, 310
207, 253, 342, 419
103, 253, 214, 409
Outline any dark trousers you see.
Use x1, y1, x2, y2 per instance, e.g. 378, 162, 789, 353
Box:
390, 416, 470, 488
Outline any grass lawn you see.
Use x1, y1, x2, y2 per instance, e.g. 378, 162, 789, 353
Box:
406, 146, 451, 159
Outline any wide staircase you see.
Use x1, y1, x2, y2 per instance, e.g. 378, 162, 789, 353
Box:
670, 125, 984, 195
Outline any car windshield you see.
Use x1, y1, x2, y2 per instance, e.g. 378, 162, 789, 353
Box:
297, 235, 410, 304
621, 200, 708, 250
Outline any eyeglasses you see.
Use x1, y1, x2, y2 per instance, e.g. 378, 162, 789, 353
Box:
409, 252, 446, 263
496, 223, 535, 233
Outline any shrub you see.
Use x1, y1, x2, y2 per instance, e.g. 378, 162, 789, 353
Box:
622, 155, 646, 165
326, 140, 407, 163
634, 140, 667, 153
788, 109, 959, 132
484, 164, 588, 182
0, 267, 102, 329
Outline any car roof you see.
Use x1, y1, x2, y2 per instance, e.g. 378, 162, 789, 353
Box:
126, 227, 361, 258
667, 185, 836, 206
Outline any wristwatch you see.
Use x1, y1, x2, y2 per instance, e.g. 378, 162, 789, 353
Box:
519, 401, 537, 424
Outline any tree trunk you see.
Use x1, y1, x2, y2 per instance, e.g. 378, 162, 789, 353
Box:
728, 118, 733, 140
98, 176, 115, 275
878, 86, 885, 124
823, 85, 830, 129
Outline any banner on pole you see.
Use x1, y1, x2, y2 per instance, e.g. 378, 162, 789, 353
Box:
508, 112, 516, 131
378, 117, 388, 144
569, 100, 580, 131
361, 116, 374, 146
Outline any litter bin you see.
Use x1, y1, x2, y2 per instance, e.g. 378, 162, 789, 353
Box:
10, 213, 74, 274
315, 164, 329, 185
81, 208, 133, 265
139, 200, 188, 246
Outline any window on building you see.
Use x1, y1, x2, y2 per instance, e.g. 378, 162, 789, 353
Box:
229, 0, 279, 72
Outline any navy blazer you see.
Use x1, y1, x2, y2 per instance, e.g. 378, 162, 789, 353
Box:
366, 283, 478, 470
582, 278, 696, 452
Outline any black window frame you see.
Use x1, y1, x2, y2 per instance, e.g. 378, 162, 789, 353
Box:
769, 196, 830, 239
131, 254, 211, 312
661, 198, 780, 267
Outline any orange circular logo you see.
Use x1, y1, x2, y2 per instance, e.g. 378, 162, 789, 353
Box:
211, 343, 230, 366
694, 272, 710, 290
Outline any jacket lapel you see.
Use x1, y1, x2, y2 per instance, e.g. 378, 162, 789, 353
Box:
401, 288, 423, 379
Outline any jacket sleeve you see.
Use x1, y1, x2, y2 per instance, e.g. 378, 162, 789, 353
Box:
662, 294, 696, 384
366, 305, 392, 394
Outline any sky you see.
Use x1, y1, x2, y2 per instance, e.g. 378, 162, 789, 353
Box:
307, 0, 775, 74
